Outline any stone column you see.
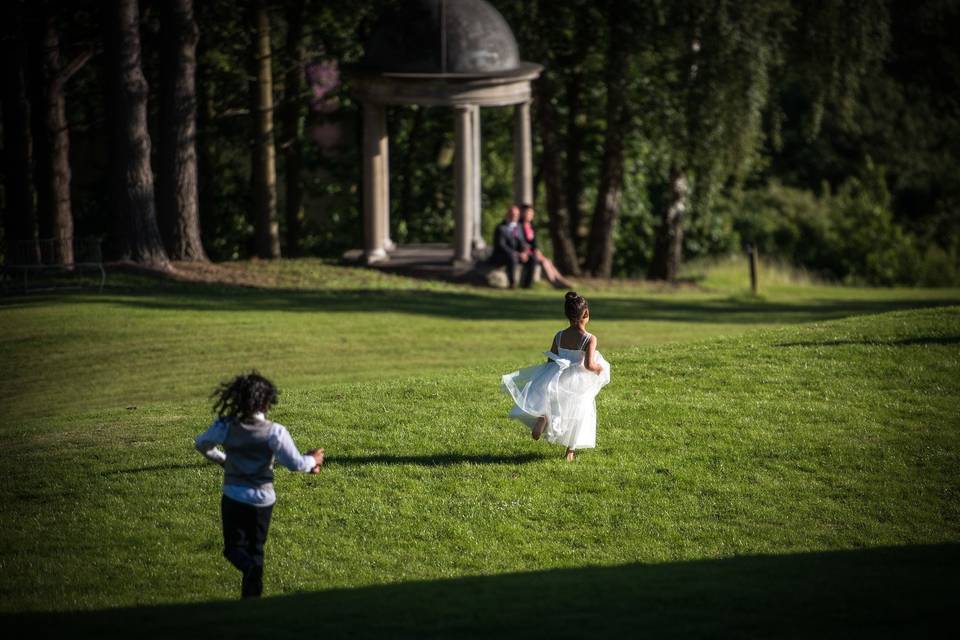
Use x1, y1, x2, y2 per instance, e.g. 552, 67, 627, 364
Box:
453, 104, 474, 264
471, 105, 485, 250
380, 114, 394, 251
513, 100, 533, 206
362, 101, 387, 263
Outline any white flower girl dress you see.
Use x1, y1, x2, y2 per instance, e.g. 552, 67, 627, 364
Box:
501, 331, 611, 450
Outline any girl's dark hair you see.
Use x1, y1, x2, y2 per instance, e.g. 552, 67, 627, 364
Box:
564, 291, 589, 322
211, 371, 278, 421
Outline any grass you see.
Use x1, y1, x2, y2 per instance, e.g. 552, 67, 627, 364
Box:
1, 257, 958, 637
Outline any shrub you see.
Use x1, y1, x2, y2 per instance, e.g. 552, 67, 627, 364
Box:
829, 162, 920, 285
725, 161, 951, 286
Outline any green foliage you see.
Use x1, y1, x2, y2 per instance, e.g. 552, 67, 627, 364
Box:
830, 161, 919, 285
7, 0, 956, 286
725, 162, 959, 286
915, 244, 960, 288
728, 182, 834, 273
766, 0, 958, 277
612, 156, 655, 277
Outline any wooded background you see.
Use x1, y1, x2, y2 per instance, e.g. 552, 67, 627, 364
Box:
2, 0, 958, 284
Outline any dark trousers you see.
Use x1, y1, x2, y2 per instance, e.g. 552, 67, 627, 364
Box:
221, 494, 273, 597
490, 253, 538, 288
519, 255, 539, 288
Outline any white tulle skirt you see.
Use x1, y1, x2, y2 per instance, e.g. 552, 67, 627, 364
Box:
501, 351, 611, 450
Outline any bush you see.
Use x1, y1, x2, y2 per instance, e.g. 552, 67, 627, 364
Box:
915, 244, 960, 287
725, 161, 954, 286
728, 181, 835, 276
829, 162, 920, 285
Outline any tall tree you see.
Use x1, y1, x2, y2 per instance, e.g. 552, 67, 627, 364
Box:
0, 2, 39, 265
158, 0, 206, 261
104, 0, 169, 267
535, 73, 582, 276
645, 0, 791, 280
525, 0, 581, 275
29, 5, 92, 266
647, 168, 689, 281
281, 0, 306, 256
27, 11, 52, 253
561, 8, 597, 256
585, 0, 631, 277
645, 0, 889, 281
250, 0, 281, 259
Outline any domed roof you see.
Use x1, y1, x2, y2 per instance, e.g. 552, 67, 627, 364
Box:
360, 0, 521, 76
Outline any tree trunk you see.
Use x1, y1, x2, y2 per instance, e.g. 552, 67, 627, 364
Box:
27, 14, 52, 249
250, 1, 280, 259
563, 17, 591, 254
564, 69, 585, 253
647, 168, 689, 281
281, 0, 305, 257
0, 6, 39, 265
158, 0, 207, 261
534, 75, 581, 276
586, 2, 630, 278
195, 1, 215, 256
104, 0, 169, 267
36, 9, 75, 265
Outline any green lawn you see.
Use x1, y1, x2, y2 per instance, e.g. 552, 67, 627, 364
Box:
1, 258, 958, 637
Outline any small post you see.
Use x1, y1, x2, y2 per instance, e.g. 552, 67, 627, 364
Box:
747, 244, 758, 295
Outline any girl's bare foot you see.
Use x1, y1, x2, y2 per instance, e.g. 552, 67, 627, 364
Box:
565, 448, 576, 462
532, 416, 547, 440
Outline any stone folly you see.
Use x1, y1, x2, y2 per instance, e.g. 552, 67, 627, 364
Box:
345, 0, 542, 266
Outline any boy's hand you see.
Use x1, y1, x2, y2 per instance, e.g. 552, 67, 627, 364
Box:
308, 448, 325, 472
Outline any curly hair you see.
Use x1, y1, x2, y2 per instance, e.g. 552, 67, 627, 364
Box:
211, 371, 278, 421
564, 291, 589, 322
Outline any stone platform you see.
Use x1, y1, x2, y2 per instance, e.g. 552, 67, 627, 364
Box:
342, 243, 539, 288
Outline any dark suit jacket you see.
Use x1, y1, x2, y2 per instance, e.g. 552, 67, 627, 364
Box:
490, 222, 525, 263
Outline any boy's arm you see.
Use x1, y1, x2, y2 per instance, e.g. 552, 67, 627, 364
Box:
270, 424, 322, 473
195, 420, 228, 466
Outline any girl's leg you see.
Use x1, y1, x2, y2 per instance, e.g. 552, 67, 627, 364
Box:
541, 256, 572, 289
532, 415, 547, 440
542, 259, 559, 282
565, 448, 576, 462
536, 252, 557, 281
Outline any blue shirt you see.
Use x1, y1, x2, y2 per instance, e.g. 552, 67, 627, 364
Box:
194, 413, 316, 507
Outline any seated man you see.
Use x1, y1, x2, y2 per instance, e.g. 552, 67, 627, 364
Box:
489, 204, 538, 288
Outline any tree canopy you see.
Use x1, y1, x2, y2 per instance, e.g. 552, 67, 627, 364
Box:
1, 0, 956, 285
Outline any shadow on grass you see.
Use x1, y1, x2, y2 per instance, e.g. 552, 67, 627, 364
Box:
6, 282, 958, 325
777, 336, 960, 348
326, 452, 547, 467
4, 544, 955, 638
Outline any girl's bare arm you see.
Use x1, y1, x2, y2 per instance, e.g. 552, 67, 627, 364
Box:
582, 335, 603, 374
546, 334, 559, 363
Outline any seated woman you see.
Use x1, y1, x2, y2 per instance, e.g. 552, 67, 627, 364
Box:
520, 204, 573, 289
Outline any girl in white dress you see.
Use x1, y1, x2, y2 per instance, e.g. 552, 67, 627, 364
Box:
501, 291, 611, 461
